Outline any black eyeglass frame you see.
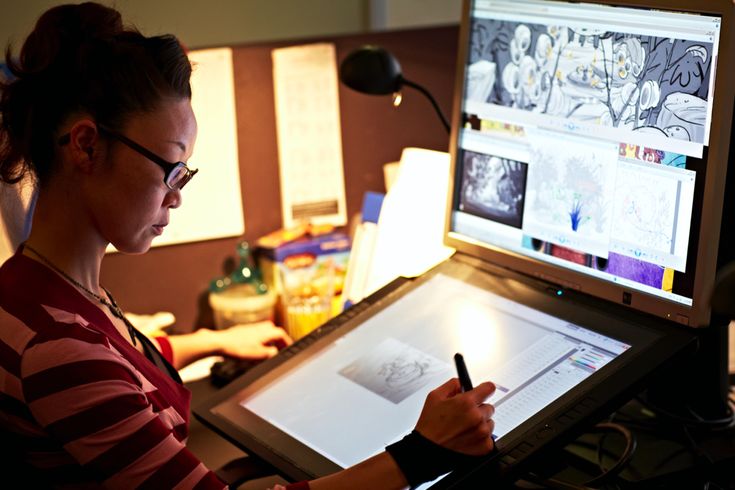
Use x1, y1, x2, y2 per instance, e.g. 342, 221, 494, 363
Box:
58, 124, 198, 190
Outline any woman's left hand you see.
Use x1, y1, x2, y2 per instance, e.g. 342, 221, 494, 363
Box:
213, 321, 293, 360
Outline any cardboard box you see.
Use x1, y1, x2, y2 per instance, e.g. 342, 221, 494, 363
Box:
257, 232, 350, 326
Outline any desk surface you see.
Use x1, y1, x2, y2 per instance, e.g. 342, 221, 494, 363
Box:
525, 397, 735, 489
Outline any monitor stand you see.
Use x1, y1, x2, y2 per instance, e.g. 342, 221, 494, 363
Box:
645, 318, 731, 422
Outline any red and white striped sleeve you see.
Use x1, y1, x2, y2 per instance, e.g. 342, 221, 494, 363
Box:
21, 314, 225, 489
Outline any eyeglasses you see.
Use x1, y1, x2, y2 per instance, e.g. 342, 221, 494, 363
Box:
58, 125, 198, 190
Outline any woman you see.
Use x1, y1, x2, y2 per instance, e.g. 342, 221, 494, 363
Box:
0, 3, 496, 489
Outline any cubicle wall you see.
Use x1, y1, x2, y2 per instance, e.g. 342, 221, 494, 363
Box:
100, 26, 459, 332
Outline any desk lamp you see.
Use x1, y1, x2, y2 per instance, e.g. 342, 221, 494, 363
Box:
339, 45, 450, 133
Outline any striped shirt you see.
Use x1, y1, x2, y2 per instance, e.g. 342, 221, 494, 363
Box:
0, 249, 226, 489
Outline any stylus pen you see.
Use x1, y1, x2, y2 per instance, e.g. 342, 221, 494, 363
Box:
454, 352, 474, 392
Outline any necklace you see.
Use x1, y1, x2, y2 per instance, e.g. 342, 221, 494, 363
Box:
24, 243, 138, 346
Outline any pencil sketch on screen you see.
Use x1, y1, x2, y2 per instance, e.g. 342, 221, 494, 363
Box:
338, 338, 451, 404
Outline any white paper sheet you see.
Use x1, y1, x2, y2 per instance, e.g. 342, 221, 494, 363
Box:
272, 43, 347, 228
155, 47, 245, 247
110, 47, 245, 252
364, 148, 455, 296
3, 49, 245, 258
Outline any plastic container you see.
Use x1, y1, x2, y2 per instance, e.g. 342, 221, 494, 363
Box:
280, 261, 335, 340
208, 284, 276, 329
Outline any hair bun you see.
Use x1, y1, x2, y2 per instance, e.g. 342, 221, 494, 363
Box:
46, 2, 124, 43
20, 2, 124, 74
1, 2, 191, 186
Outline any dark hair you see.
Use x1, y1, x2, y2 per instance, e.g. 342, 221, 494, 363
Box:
0, 2, 192, 185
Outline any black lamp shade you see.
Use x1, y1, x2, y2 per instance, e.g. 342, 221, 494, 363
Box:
339, 45, 403, 95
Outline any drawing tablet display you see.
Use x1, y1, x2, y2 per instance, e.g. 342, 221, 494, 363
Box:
197, 259, 695, 485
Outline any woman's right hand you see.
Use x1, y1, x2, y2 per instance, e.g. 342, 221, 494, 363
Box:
271, 379, 497, 490
414, 378, 496, 456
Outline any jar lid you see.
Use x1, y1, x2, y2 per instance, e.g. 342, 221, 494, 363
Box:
209, 286, 276, 312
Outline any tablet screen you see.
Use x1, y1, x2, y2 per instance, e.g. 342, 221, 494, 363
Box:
200, 258, 695, 484
239, 272, 630, 468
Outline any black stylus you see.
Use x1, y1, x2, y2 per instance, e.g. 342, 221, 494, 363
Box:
454, 352, 474, 392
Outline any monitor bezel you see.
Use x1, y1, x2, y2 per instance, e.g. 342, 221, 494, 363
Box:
444, 0, 735, 328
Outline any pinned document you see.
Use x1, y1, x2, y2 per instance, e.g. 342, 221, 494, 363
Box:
108, 47, 245, 251
272, 43, 347, 228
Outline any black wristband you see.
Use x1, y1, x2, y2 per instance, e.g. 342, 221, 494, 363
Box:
385, 430, 476, 487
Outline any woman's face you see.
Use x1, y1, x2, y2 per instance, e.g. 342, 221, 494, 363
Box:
87, 98, 197, 254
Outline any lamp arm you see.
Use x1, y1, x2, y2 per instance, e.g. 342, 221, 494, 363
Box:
401, 78, 451, 133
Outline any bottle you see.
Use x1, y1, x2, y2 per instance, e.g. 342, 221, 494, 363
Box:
209, 241, 267, 295
208, 241, 275, 329
231, 241, 268, 295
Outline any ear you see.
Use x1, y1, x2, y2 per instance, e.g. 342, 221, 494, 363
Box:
64, 119, 100, 172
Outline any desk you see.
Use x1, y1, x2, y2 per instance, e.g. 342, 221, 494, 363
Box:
524, 397, 735, 489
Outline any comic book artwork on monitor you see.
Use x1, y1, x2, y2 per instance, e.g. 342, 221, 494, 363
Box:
447, 0, 731, 326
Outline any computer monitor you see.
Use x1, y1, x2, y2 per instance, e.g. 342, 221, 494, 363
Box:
446, 0, 733, 328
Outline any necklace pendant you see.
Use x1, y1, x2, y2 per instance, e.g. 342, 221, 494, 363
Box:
108, 305, 123, 319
